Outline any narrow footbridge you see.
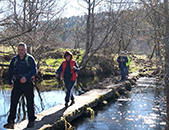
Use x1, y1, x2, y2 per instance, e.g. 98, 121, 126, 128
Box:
10, 75, 136, 130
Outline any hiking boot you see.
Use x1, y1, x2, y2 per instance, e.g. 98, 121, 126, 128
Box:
27, 121, 34, 128
70, 99, 75, 106
65, 102, 68, 108
3, 120, 14, 129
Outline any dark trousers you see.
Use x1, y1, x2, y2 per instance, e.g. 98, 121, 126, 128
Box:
126, 65, 129, 76
7, 80, 35, 123
64, 80, 76, 103
120, 67, 126, 80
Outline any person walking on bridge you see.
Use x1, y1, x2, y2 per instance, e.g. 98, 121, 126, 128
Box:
55, 51, 80, 108
3, 42, 37, 129
126, 52, 131, 76
117, 51, 128, 81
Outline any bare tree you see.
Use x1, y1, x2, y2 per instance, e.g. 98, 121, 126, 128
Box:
164, 0, 169, 129
0, 0, 70, 73
0, 0, 67, 54
72, 0, 141, 67
137, 0, 169, 128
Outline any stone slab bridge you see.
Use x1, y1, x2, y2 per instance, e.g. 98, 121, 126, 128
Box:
9, 73, 138, 130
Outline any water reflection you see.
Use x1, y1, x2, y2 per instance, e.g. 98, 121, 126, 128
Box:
72, 77, 166, 130
0, 76, 94, 130
0, 77, 166, 130
0, 78, 79, 130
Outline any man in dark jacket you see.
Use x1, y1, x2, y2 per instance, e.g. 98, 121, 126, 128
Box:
3, 42, 37, 129
117, 51, 128, 81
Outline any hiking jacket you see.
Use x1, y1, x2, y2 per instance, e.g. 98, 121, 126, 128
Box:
126, 56, 130, 66
56, 60, 79, 81
8, 53, 37, 85
117, 56, 128, 69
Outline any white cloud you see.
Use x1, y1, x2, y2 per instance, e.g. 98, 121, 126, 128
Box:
62, 0, 87, 18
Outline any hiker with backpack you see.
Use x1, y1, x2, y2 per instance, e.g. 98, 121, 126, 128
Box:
126, 52, 131, 76
117, 51, 128, 81
55, 51, 80, 108
3, 42, 37, 129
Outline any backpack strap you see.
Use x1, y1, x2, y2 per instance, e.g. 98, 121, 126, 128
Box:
13, 54, 30, 67
13, 57, 18, 66
25, 54, 30, 67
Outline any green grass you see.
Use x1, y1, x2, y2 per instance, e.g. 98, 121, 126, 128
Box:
129, 62, 141, 72
0, 45, 153, 77
0, 45, 15, 52
38, 49, 84, 75
44, 58, 64, 68
40, 79, 58, 86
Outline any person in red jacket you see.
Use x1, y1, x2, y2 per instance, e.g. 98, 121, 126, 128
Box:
55, 51, 80, 108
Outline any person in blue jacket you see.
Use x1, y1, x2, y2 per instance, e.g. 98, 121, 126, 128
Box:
55, 51, 80, 108
3, 42, 37, 129
117, 51, 128, 81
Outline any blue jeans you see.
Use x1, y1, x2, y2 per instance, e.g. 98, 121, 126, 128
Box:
120, 67, 126, 80
126, 65, 129, 76
64, 80, 76, 103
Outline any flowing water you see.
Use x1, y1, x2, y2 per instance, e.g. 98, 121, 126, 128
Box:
0, 77, 166, 130
72, 77, 166, 130
0, 87, 77, 130
0, 76, 92, 130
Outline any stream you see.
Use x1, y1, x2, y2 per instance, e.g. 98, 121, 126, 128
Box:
72, 77, 166, 130
0, 87, 78, 130
0, 77, 166, 130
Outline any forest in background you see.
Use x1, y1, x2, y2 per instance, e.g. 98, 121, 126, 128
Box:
0, 0, 164, 66
1, 0, 169, 128
0, 0, 164, 75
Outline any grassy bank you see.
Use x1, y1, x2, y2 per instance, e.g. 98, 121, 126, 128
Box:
0, 46, 157, 80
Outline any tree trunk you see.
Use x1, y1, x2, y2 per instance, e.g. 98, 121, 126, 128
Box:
164, 0, 169, 129
86, 0, 91, 56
